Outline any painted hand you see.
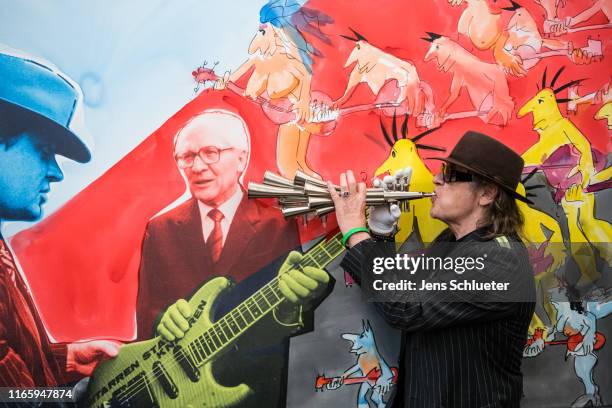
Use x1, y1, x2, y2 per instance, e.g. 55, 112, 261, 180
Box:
570, 46, 592, 65
542, 14, 571, 37
499, 51, 527, 77
523, 338, 545, 358
563, 183, 585, 203
157, 299, 192, 341
425, 109, 445, 129
213, 70, 230, 90
326, 376, 344, 390
66, 340, 121, 376
277, 251, 329, 304
374, 370, 394, 395
293, 100, 311, 124
576, 330, 596, 356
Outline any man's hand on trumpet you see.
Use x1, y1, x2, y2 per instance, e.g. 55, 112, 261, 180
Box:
327, 169, 411, 247
327, 170, 367, 244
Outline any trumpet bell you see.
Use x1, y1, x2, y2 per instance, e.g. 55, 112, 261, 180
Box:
263, 171, 295, 188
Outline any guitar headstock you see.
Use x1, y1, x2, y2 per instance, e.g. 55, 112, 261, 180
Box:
314, 373, 330, 390
192, 61, 220, 85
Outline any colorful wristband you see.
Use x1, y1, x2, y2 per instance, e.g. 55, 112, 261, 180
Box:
341, 227, 370, 247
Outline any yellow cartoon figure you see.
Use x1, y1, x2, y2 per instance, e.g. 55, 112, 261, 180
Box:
518, 70, 595, 187
374, 114, 446, 244
518, 67, 611, 287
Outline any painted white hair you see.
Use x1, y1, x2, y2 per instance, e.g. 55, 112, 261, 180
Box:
173, 108, 251, 177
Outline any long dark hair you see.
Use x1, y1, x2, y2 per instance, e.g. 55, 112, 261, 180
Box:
473, 176, 524, 238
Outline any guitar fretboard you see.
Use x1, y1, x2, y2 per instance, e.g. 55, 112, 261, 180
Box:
188, 232, 344, 365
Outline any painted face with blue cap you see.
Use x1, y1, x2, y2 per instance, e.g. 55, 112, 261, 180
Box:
0, 129, 64, 221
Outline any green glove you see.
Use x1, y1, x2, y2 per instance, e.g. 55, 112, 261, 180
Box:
277, 251, 330, 304
157, 299, 192, 341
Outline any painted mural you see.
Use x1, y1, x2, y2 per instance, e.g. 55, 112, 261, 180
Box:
0, 0, 610, 407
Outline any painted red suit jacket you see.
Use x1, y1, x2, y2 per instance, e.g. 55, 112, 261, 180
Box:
0, 237, 68, 387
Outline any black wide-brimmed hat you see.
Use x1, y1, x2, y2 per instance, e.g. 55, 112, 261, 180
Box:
431, 131, 532, 204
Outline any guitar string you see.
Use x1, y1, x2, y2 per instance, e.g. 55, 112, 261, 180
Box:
104, 236, 344, 405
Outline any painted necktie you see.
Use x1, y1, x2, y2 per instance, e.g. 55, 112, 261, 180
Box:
207, 208, 224, 263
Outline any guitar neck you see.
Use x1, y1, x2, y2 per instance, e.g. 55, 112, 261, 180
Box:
342, 377, 370, 385
187, 232, 344, 365
224, 80, 401, 119
445, 110, 484, 120
337, 102, 401, 117
568, 23, 612, 34
225, 82, 289, 113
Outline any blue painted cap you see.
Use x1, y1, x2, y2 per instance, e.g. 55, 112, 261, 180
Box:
0, 51, 91, 162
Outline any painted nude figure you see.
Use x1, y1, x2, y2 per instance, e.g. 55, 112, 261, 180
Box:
422, 32, 514, 127
216, 1, 332, 179
335, 28, 434, 118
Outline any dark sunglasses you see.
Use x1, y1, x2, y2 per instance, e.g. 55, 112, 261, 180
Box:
441, 163, 474, 183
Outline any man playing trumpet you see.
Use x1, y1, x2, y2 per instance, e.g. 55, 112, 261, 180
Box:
327, 131, 536, 408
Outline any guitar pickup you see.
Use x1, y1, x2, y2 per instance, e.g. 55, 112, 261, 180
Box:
173, 345, 200, 382
153, 361, 178, 399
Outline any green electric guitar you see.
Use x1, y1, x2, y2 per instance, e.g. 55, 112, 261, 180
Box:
86, 232, 344, 408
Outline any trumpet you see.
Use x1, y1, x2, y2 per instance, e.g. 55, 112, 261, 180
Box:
248, 170, 435, 219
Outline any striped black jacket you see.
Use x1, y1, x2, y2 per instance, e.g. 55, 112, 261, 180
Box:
341, 228, 536, 408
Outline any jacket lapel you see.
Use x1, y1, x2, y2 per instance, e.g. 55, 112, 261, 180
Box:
173, 198, 210, 281
214, 194, 259, 278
